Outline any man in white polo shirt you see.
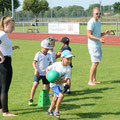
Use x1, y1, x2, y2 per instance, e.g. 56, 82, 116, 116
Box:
87, 7, 111, 86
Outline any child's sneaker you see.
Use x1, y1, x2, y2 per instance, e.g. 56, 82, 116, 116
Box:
28, 99, 33, 106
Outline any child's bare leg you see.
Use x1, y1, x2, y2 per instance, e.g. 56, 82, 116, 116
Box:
55, 93, 64, 112
43, 84, 50, 93
49, 96, 57, 112
0, 108, 2, 112
30, 82, 38, 99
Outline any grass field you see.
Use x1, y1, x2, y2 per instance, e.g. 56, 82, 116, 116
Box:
0, 40, 120, 120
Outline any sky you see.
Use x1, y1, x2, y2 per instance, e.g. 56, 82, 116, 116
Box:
17, 0, 120, 11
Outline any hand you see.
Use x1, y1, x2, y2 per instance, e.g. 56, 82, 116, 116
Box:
63, 84, 70, 93
99, 38, 104, 43
13, 45, 20, 50
55, 80, 61, 84
35, 70, 40, 77
0, 56, 5, 64
105, 30, 111, 35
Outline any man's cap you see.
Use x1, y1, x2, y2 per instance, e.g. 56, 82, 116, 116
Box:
61, 50, 75, 58
60, 37, 70, 44
41, 40, 52, 49
46, 36, 58, 42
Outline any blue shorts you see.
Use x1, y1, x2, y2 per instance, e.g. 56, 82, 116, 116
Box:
88, 47, 102, 63
34, 75, 49, 84
52, 85, 62, 97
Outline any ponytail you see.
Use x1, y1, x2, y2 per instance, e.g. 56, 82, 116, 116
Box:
0, 16, 14, 31
0, 16, 7, 30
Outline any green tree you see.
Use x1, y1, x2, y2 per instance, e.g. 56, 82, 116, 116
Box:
0, 0, 20, 16
67, 5, 84, 17
23, 0, 49, 22
86, 4, 103, 17
103, 5, 112, 12
113, 2, 120, 13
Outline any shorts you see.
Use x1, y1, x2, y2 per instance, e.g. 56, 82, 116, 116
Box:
34, 75, 49, 84
88, 47, 102, 63
52, 85, 63, 97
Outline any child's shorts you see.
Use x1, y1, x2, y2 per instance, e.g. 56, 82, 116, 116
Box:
34, 75, 49, 84
88, 47, 102, 63
52, 85, 63, 97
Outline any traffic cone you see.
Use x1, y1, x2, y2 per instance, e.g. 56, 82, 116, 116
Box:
38, 89, 51, 107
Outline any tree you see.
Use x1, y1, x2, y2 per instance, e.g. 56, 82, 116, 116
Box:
86, 4, 103, 16
113, 2, 120, 13
23, 0, 49, 22
103, 5, 112, 12
0, 0, 20, 16
67, 5, 84, 17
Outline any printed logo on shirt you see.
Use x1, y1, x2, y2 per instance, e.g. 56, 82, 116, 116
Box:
0, 40, 2, 44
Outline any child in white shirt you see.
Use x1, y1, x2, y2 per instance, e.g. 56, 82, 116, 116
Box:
46, 50, 74, 119
28, 40, 52, 105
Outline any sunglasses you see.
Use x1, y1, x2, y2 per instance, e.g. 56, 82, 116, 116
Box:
96, 13, 101, 15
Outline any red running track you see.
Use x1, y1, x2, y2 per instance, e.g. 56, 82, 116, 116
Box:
8, 32, 120, 46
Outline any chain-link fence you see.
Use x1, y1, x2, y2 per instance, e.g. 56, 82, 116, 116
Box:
14, 22, 120, 36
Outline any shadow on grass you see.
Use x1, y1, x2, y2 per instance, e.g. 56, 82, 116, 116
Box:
103, 80, 120, 84
60, 103, 95, 111
76, 112, 120, 118
62, 112, 120, 119
63, 96, 103, 102
70, 87, 115, 96
12, 106, 48, 115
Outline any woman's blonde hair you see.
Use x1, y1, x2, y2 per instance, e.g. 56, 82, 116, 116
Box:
0, 16, 14, 30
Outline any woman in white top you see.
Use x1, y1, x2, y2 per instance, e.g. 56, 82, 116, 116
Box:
0, 16, 20, 116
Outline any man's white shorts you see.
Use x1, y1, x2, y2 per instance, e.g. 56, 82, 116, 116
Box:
88, 47, 102, 63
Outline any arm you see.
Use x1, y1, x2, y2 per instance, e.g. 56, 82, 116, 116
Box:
56, 51, 62, 59
101, 30, 111, 36
55, 78, 71, 86
32, 60, 40, 77
0, 51, 5, 63
87, 30, 104, 43
12, 45, 20, 50
46, 68, 50, 77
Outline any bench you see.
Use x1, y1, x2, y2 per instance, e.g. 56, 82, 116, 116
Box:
27, 28, 39, 33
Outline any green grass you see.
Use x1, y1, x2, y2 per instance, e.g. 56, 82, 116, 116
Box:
15, 26, 48, 33
0, 40, 120, 120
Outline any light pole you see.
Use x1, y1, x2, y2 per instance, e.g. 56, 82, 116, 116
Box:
11, 0, 14, 18
50, 0, 53, 20
100, 0, 102, 17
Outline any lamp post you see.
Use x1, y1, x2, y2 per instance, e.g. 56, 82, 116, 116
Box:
50, 0, 53, 20
11, 0, 14, 18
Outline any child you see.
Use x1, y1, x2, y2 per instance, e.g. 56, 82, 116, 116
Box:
56, 37, 72, 94
28, 40, 52, 105
47, 36, 58, 64
56, 37, 71, 58
46, 50, 74, 119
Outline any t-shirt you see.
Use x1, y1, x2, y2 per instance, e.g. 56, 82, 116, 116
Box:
47, 61, 72, 90
48, 48, 56, 64
34, 51, 51, 76
0, 31, 13, 56
87, 17, 101, 48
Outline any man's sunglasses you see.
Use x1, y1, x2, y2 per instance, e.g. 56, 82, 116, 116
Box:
96, 13, 101, 15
